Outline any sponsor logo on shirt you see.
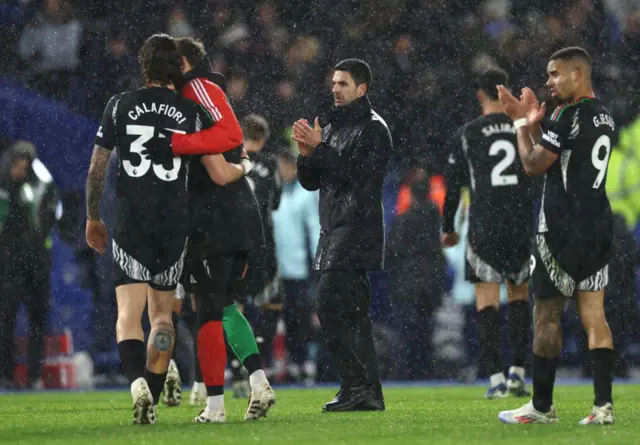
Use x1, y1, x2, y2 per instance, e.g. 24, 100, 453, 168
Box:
542, 130, 561, 148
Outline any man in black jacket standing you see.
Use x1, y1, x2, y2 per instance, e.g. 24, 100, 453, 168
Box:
293, 58, 392, 412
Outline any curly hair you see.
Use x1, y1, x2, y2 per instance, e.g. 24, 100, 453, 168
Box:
138, 33, 182, 86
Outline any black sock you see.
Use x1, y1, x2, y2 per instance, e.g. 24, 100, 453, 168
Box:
206, 385, 224, 397
117, 339, 146, 384
171, 312, 180, 360
144, 369, 167, 405
532, 354, 558, 413
508, 301, 530, 368
226, 340, 244, 382
231, 359, 244, 382
590, 348, 614, 407
243, 353, 263, 376
477, 306, 504, 377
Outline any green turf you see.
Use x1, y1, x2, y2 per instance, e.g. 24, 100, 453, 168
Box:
0, 385, 637, 444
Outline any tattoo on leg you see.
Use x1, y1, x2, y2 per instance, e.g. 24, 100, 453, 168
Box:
533, 299, 564, 357
153, 328, 173, 352
146, 322, 175, 373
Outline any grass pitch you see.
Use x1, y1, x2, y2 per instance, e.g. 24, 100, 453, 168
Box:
1, 383, 638, 444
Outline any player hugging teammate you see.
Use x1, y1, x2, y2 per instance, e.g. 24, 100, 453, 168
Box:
85, 33, 274, 425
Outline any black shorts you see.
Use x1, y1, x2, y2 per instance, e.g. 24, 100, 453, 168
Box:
112, 232, 188, 291
530, 234, 609, 299
465, 238, 531, 285
181, 250, 248, 310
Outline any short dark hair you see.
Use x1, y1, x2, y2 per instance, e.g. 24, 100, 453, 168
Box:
138, 33, 182, 86
475, 68, 509, 100
550, 46, 592, 66
176, 37, 209, 70
242, 114, 270, 141
334, 58, 372, 93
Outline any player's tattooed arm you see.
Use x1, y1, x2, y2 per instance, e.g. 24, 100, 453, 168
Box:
85, 145, 111, 220
515, 127, 558, 176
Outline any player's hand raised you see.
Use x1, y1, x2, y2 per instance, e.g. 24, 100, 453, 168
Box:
497, 85, 526, 120
292, 119, 314, 156
292, 118, 322, 156
141, 130, 174, 164
521, 87, 547, 126
86, 219, 109, 254
441, 232, 460, 248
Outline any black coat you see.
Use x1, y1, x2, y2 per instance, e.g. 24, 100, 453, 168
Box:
297, 96, 393, 271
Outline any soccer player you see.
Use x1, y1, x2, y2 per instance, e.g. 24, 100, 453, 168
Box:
84, 34, 225, 425
497, 47, 616, 425
148, 36, 276, 423
442, 68, 534, 399
227, 114, 282, 397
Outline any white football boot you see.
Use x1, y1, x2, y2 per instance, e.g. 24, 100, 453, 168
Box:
131, 377, 156, 425
195, 407, 227, 423
498, 401, 558, 424
162, 359, 182, 407
245, 383, 276, 420
189, 382, 207, 406
579, 403, 614, 425
506, 367, 530, 398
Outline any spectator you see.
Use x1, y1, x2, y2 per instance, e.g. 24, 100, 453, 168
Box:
165, 4, 195, 38
86, 28, 137, 118
0, 141, 59, 389
17, 0, 82, 100
272, 149, 320, 382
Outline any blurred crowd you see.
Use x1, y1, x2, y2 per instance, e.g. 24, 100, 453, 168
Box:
2, 0, 640, 386
2, 0, 640, 172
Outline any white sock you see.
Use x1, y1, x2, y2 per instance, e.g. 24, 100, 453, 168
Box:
509, 366, 525, 380
490, 372, 506, 388
249, 370, 269, 392
206, 394, 224, 412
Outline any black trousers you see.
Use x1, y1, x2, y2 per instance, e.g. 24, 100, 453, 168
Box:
316, 269, 382, 398
282, 279, 312, 367
394, 301, 437, 380
0, 245, 51, 383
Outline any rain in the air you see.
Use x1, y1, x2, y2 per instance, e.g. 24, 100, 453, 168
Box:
0, 0, 638, 441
